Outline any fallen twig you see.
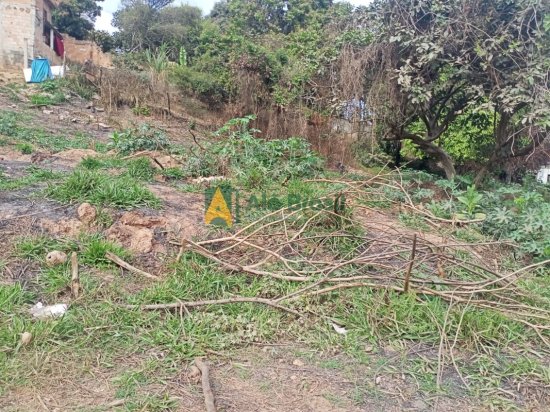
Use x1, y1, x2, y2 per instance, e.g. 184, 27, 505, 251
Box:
105, 252, 161, 281
404, 234, 417, 293
195, 358, 217, 412
71, 252, 80, 299
122, 297, 301, 316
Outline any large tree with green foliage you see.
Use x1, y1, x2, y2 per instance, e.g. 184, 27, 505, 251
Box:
53, 0, 104, 40
113, 0, 201, 57
366, 0, 549, 179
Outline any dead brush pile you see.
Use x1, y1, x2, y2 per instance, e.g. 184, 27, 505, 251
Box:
124, 171, 550, 348
85, 65, 173, 116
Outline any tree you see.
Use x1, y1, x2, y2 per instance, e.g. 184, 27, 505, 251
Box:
366, 0, 549, 179
120, 0, 174, 10
53, 0, 104, 40
113, 1, 201, 56
90, 30, 115, 53
211, 0, 333, 35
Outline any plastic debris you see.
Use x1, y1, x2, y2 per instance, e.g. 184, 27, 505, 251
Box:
331, 322, 348, 335
30, 302, 68, 319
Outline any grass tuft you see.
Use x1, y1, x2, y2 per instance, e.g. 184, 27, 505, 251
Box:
46, 169, 160, 208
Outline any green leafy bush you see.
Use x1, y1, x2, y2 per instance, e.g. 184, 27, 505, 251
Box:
170, 65, 227, 104
482, 183, 550, 259
16, 143, 33, 154
406, 170, 550, 260
109, 124, 170, 155
182, 115, 323, 187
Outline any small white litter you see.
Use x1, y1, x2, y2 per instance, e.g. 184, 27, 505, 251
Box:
30, 302, 68, 319
331, 322, 348, 335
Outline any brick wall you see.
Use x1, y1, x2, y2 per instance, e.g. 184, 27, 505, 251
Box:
0, 0, 36, 70
63, 35, 113, 67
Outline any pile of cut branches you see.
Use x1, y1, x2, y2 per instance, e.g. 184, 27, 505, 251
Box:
128, 172, 550, 345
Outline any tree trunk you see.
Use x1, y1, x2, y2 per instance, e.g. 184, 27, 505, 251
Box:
436, 149, 456, 180
409, 136, 456, 179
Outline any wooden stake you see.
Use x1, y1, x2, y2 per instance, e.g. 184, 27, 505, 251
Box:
71, 252, 80, 299
195, 358, 217, 412
404, 234, 417, 293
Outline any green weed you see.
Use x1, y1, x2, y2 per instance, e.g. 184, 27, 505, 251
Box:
0, 166, 63, 191
125, 157, 155, 180
109, 124, 170, 155
29, 93, 66, 106
46, 169, 160, 208
16, 142, 33, 154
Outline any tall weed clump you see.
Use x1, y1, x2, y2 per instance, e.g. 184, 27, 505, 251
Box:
183, 115, 323, 188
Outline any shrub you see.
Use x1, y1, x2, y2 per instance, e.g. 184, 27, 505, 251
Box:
59, 71, 96, 100
481, 183, 550, 259
182, 115, 323, 187
109, 124, 170, 155
170, 65, 227, 104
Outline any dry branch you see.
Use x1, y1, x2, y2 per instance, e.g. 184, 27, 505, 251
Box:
122, 297, 300, 316
71, 252, 80, 299
165, 173, 550, 345
404, 234, 417, 293
105, 252, 161, 281
195, 358, 217, 412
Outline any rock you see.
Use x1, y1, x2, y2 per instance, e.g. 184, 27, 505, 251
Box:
153, 174, 167, 183
364, 344, 375, 353
105, 212, 166, 254
192, 176, 226, 184
292, 359, 305, 367
375, 376, 382, 385
98, 123, 111, 130
54, 149, 98, 168
40, 218, 82, 238
46, 251, 68, 266
96, 107, 105, 112
153, 155, 180, 169
187, 365, 201, 383
21, 332, 32, 345
42, 109, 53, 115
119, 212, 165, 228
106, 224, 154, 254
77, 203, 97, 224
